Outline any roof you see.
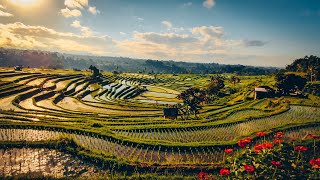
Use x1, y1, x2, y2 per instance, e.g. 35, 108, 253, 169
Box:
255, 87, 268, 92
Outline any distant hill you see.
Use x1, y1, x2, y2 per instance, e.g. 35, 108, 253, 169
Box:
0, 48, 278, 75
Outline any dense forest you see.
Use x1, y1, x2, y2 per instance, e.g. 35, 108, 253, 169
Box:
1, 48, 278, 75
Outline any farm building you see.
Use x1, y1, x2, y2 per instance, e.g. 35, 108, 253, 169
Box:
14, 65, 23, 71
254, 86, 275, 99
163, 108, 179, 119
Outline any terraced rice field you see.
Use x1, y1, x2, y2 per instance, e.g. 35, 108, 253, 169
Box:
0, 69, 319, 178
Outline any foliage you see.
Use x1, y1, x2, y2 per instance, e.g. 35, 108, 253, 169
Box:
230, 75, 241, 86
286, 55, 320, 81
199, 133, 320, 179
275, 73, 307, 95
89, 65, 101, 79
207, 75, 225, 96
177, 87, 206, 117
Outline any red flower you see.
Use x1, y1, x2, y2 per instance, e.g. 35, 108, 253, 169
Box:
307, 134, 320, 139
238, 140, 248, 148
256, 132, 268, 137
254, 149, 261, 153
294, 146, 307, 152
198, 172, 208, 179
310, 158, 320, 169
273, 139, 283, 144
290, 138, 297, 141
254, 144, 262, 150
220, 168, 230, 176
271, 161, 281, 167
243, 165, 255, 173
238, 137, 252, 148
310, 159, 316, 166
262, 142, 273, 149
274, 132, 284, 139
224, 148, 234, 153
254, 142, 273, 150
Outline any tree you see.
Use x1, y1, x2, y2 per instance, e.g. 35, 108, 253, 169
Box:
275, 73, 307, 95
207, 75, 225, 95
230, 75, 241, 86
177, 88, 206, 119
286, 55, 320, 81
89, 65, 101, 78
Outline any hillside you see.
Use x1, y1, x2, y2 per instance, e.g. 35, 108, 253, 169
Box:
0, 48, 277, 75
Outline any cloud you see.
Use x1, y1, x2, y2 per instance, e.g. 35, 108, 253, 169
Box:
0, 5, 13, 17
0, 22, 115, 55
64, 0, 88, 9
88, 6, 100, 15
244, 40, 268, 47
134, 32, 198, 45
0, 9, 13, 17
192, 26, 224, 39
182, 2, 192, 8
136, 17, 144, 21
203, 0, 215, 9
0, 21, 269, 65
71, 20, 92, 37
61, 8, 82, 18
161, 21, 173, 29
117, 24, 257, 62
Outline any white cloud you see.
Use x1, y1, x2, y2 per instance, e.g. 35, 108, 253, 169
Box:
161, 21, 173, 29
0, 9, 13, 17
88, 6, 100, 15
61, 8, 82, 18
0, 5, 6, 9
0, 21, 268, 64
137, 17, 144, 21
182, 2, 192, 8
203, 0, 215, 9
71, 20, 81, 28
118, 25, 258, 61
64, 0, 88, 9
0, 22, 115, 55
71, 20, 92, 37
192, 26, 224, 39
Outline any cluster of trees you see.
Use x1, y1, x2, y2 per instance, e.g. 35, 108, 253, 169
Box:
89, 65, 102, 80
275, 73, 307, 95
177, 75, 240, 118
0, 48, 63, 69
286, 55, 319, 81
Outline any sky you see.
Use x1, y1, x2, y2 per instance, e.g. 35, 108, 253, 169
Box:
0, 0, 319, 67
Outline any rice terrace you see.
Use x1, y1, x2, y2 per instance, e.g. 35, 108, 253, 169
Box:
0, 0, 320, 179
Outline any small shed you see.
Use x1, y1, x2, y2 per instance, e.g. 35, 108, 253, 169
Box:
163, 108, 178, 119
254, 86, 274, 99
14, 65, 23, 71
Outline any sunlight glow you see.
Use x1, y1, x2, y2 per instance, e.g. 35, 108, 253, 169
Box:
10, 0, 39, 6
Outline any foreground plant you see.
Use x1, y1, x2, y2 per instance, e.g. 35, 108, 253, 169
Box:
198, 132, 320, 179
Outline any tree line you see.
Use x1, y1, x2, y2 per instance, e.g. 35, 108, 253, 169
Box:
0, 48, 277, 75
